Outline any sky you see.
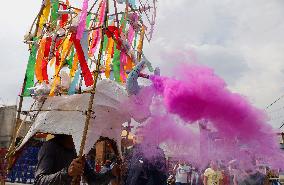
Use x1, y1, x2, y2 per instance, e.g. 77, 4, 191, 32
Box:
0, 0, 284, 127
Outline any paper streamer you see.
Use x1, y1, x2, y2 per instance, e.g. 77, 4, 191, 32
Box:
68, 66, 81, 95
51, 0, 59, 26
60, 2, 68, 27
89, 0, 106, 55
49, 76, 60, 96
86, 14, 92, 28
120, 52, 127, 82
89, 30, 100, 56
71, 33, 94, 86
55, 38, 63, 70
60, 35, 72, 62
70, 52, 79, 77
23, 38, 38, 96
112, 44, 121, 82
66, 47, 75, 69
35, 37, 47, 83
42, 37, 52, 82
81, 32, 89, 60
76, 0, 89, 40
105, 37, 114, 78
39, 0, 51, 30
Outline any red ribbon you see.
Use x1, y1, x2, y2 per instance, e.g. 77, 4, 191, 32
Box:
105, 26, 122, 50
71, 33, 94, 86
60, 3, 68, 27
42, 37, 52, 83
55, 38, 63, 67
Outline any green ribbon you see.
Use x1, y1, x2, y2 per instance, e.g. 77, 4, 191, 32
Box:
86, 14, 92, 28
51, 0, 59, 26
112, 43, 121, 82
66, 47, 75, 69
23, 38, 38, 96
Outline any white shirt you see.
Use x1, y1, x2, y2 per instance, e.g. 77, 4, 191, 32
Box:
175, 164, 190, 183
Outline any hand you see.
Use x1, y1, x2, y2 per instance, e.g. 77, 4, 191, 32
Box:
68, 158, 85, 177
111, 164, 121, 177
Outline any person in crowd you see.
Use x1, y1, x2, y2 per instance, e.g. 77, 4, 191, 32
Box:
35, 134, 120, 185
220, 167, 230, 185
236, 168, 266, 185
173, 161, 190, 185
123, 131, 167, 185
203, 161, 223, 185
190, 167, 200, 185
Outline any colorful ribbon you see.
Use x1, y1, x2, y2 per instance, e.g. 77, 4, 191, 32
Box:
105, 37, 114, 78
51, 0, 59, 26
70, 52, 79, 77
39, 0, 51, 30
42, 37, 52, 83
68, 66, 81, 95
35, 37, 47, 83
23, 38, 38, 96
112, 44, 121, 82
60, 2, 68, 27
76, 0, 89, 40
89, 0, 106, 55
71, 32, 94, 87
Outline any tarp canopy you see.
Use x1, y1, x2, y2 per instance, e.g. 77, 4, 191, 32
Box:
17, 79, 131, 155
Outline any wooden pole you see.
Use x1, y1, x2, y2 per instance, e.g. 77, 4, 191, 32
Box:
137, 25, 145, 62
71, 0, 109, 184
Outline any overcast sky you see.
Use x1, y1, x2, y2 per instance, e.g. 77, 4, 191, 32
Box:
0, 0, 284, 127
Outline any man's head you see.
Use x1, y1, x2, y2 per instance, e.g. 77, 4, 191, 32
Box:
55, 134, 74, 149
210, 160, 218, 170
179, 160, 186, 166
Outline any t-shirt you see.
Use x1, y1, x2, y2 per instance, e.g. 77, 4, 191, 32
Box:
175, 164, 190, 183
204, 168, 223, 185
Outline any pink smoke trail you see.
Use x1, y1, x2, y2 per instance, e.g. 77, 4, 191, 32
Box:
125, 64, 284, 169
148, 64, 284, 168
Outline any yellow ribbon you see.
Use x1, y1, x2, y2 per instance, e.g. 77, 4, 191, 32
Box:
105, 37, 114, 78
39, 0, 51, 30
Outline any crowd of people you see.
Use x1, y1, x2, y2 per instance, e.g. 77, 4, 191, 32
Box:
14, 133, 280, 185
168, 160, 282, 185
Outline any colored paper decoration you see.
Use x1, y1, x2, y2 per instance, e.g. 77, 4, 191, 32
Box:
51, 0, 59, 26
39, 0, 51, 30
77, 0, 89, 40
71, 33, 94, 87
23, 38, 38, 96
22, 0, 158, 97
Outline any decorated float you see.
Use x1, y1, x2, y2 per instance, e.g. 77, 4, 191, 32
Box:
4, 0, 158, 183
